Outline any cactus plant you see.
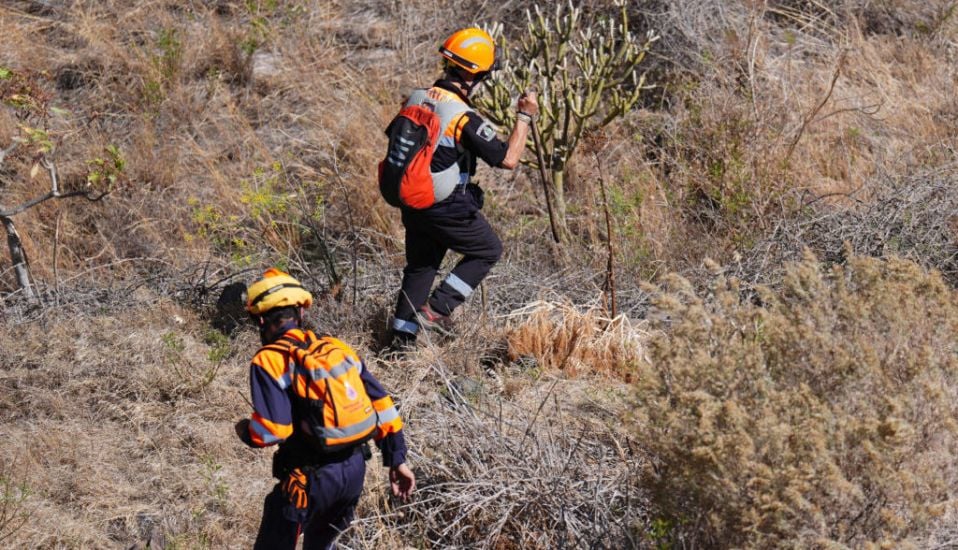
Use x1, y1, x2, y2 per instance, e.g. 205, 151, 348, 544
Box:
477, 1, 658, 241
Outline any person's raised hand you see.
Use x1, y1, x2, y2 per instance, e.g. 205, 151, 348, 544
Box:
517, 90, 539, 117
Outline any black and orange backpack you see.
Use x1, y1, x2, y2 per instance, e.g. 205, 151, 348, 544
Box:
378, 87, 472, 209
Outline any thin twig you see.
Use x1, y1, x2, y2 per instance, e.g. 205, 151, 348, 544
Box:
53, 210, 62, 300
784, 50, 846, 165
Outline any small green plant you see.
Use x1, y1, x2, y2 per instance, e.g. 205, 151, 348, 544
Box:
0, 466, 30, 545
188, 161, 321, 266
86, 145, 126, 188
648, 517, 673, 550
140, 27, 183, 107
18, 125, 53, 155
161, 331, 185, 355
199, 454, 229, 511
477, 1, 658, 240
203, 328, 231, 364
155, 28, 183, 81
162, 331, 223, 393
241, 0, 279, 55
0, 67, 48, 114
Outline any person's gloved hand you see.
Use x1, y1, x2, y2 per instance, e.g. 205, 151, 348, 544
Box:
234, 418, 255, 447
281, 468, 309, 510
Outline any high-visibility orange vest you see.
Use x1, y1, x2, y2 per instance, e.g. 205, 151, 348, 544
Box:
265, 332, 377, 452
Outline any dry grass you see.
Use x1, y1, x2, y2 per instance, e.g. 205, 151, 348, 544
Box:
503, 300, 648, 379
0, 0, 957, 547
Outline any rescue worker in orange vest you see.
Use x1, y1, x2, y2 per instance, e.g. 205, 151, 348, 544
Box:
389, 27, 539, 348
236, 269, 415, 549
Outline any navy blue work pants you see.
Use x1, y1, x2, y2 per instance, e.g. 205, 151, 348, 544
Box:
253, 451, 366, 550
393, 194, 502, 333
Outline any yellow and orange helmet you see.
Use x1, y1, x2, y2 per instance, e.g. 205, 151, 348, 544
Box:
245, 268, 313, 316
439, 28, 499, 74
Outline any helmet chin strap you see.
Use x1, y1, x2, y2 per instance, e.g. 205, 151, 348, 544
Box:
447, 68, 482, 97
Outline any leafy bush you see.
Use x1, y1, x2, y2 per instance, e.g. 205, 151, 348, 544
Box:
634, 253, 958, 547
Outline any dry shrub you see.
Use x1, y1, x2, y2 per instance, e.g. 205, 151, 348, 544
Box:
633, 252, 958, 547
612, 0, 958, 275
503, 300, 648, 378
730, 165, 958, 289
347, 350, 644, 549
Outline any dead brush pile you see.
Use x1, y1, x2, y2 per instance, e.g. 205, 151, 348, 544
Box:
348, 343, 644, 549
633, 253, 958, 547
737, 166, 958, 287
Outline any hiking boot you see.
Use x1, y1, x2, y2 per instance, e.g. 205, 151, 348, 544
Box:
417, 304, 455, 338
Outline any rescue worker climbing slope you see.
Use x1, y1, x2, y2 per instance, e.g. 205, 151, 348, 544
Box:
236, 268, 415, 549
389, 27, 539, 347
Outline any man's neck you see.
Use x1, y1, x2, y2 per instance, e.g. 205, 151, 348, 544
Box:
261, 320, 302, 344
436, 74, 473, 102
448, 80, 469, 96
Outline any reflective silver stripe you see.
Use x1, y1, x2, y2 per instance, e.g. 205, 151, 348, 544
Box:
320, 413, 376, 440
276, 370, 292, 390
460, 35, 493, 49
438, 135, 456, 147
250, 417, 284, 444
444, 273, 474, 298
301, 359, 355, 381
431, 162, 460, 203
376, 406, 400, 425
392, 318, 419, 334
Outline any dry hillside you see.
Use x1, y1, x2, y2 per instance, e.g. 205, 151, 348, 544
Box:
1, 0, 956, 548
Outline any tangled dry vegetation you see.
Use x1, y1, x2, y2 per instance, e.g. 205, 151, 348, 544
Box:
635, 253, 958, 547
0, 0, 957, 548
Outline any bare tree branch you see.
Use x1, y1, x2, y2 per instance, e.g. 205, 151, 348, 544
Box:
0, 141, 17, 166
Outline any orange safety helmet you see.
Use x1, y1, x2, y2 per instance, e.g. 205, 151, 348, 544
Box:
439, 28, 499, 74
245, 268, 313, 316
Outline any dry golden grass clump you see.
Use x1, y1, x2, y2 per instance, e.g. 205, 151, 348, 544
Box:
504, 300, 648, 379
633, 252, 958, 547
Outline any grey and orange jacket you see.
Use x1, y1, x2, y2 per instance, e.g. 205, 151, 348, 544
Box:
245, 328, 407, 467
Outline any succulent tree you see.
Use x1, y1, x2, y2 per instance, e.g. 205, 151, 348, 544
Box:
476, 1, 658, 241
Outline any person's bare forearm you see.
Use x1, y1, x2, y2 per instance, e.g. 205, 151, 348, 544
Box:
501, 119, 531, 169
499, 91, 539, 170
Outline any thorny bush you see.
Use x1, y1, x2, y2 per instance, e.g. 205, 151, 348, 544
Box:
633, 252, 958, 547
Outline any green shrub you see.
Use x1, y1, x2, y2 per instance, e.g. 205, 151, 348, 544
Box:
634, 252, 958, 547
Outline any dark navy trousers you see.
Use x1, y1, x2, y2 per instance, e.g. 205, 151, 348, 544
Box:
393, 187, 502, 335
253, 451, 366, 550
